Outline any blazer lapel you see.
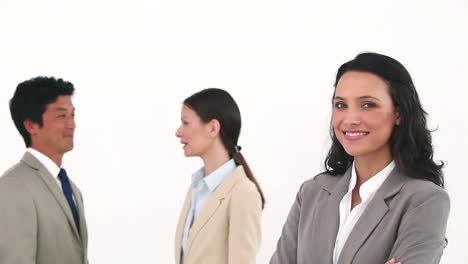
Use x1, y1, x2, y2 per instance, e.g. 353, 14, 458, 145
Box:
175, 187, 192, 264
184, 166, 244, 259
337, 168, 407, 264
70, 181, 87, 248
21, 152, 82, 242
311, 169, 351, 263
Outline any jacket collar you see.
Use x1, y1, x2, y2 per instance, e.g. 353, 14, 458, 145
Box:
337, 167, 408, 264
176, 165, 246, 262
21, 152, 83, 243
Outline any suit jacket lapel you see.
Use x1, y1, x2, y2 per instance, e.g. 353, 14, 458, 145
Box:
311, 169, 351, 263
184, 166, 244, 259
21, 152, 82, 242
337, 168, 407, 264
175, 187, 192, 264
70, 181, 87, 248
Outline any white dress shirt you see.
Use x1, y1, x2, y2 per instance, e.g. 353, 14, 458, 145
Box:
27, 148, 75, 202
181, 159, 236, 263
333, 161, 395, 264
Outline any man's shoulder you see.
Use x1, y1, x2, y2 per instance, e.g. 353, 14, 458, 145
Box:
0, 161, 36, 201
0, 157, 40, 192
1, 159, 34, 180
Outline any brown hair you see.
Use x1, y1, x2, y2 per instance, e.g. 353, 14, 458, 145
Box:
184, 88, 265, 208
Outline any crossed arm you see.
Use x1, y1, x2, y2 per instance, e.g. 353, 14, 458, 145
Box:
270, 181, 450, 264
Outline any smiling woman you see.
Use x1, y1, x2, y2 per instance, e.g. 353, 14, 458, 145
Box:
326, 53, 445, 187
332, 71, 399, 180
270, 52, 450, 264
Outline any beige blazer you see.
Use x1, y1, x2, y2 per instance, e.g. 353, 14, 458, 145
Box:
270, 167, 450, 264
0, 152, 88, 264
175, 165, 262, 264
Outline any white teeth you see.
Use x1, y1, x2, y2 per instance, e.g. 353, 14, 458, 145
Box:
346, 132, 367, 136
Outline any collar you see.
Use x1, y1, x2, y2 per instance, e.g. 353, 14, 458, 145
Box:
27, 148, 61, 178
192, 159, 236, 192
349, 160, 396, 202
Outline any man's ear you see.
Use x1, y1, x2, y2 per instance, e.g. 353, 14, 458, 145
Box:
23, 119, 39, 136
209, 119, 221, 137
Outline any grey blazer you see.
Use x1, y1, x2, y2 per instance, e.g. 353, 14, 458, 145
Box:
270, 167, 450, 264
0, 152, 88, 264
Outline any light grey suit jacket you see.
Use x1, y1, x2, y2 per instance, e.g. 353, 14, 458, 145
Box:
270, 167, 450, 264
0, 152, 89, 264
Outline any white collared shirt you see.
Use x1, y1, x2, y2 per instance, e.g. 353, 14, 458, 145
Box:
333, 161, 395, 264
181, 159, 236, 263
28, 148, 62, 189
27, 148, 75, 203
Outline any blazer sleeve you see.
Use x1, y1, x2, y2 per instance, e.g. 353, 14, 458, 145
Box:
228, 184, 262, 264
269, 182, 304, 264
389, 187, 450, 264
0, 177, 37, 264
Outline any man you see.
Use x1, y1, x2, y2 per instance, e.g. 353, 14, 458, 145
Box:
0, 77, 89, 264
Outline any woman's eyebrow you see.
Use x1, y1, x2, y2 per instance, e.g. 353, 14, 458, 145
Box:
359, 95, 381, 101
334, 95, 380, 101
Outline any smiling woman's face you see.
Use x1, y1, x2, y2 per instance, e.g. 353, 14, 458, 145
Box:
332, 71, 400, 160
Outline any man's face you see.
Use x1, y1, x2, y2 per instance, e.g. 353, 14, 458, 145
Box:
28, 95, 76, 156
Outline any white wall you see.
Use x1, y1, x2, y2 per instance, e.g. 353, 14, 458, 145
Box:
0, 0, 466, 263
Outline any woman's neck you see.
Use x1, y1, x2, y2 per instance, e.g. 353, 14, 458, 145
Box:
354, 150, 393, 186
201, 146, 230, 176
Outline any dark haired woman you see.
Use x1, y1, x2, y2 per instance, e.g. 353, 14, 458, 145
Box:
270, 52, 450, 264
174, 88, 264, 264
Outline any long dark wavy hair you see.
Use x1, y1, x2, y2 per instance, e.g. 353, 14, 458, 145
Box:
324, 52, 445, 187
184, 88, 265, 208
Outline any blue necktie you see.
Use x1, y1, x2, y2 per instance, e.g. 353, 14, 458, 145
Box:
58, 168, 80, 234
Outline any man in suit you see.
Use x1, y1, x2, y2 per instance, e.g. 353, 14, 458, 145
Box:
0, 76, 89, 264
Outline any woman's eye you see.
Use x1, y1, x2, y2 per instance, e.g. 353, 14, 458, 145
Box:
334, 102, 346, 109
362, 102, 377, 108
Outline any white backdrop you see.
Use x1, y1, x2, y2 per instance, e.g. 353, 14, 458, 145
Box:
1, 0, 467, 263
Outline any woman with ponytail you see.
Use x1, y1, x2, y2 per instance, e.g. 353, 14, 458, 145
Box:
174, 88, 264, 264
